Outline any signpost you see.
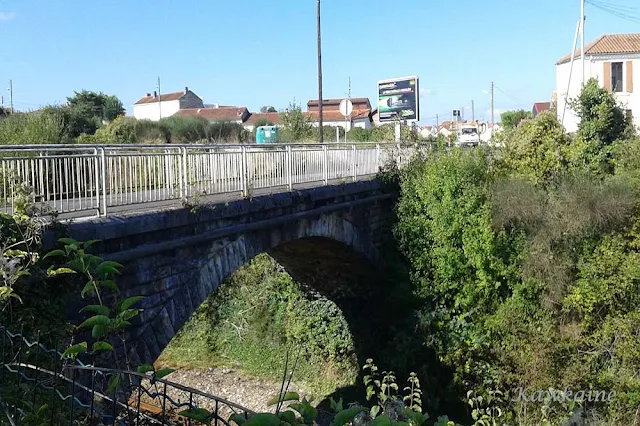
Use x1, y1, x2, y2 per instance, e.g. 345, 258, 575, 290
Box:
377, 76, 419, 124
339, 98, 353, 143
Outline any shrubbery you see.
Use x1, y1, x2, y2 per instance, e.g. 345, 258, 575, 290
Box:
392, 81, 640, 423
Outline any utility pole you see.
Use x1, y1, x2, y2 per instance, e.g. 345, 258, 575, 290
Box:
436, 114, 439, 127
471, 100, 475, 122
316, 0, 323, 143
490, 81, 495, 129
157, 77, 162, 120
581, 0, 585, 86
8, 80, 13, 114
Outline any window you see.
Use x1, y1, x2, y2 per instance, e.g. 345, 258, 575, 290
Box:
612, 62, 623, 92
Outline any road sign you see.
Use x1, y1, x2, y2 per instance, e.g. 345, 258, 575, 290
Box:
339, 99, 353, 117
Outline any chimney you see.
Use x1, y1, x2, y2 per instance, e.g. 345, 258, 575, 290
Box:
146, 92, 151, 97
153, 91, 157, 98
184, 86, 189, 94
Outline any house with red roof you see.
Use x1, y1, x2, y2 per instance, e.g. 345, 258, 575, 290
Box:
306, 98, 373, 130
174, 107, 250, 124
132, 87, 204, 121
556, 33, 639, 132
532, 102, 552, 117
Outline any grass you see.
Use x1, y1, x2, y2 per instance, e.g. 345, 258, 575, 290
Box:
156, 254, 359, 401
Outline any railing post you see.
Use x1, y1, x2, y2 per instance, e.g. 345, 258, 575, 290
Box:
352, 144, 357, 182
99, 147, 107, 217
323, 145, 328, 185
241, 146, 249, 197
286, 145, 293, 191
376, 143, 381, 170
181, 147, 188, 200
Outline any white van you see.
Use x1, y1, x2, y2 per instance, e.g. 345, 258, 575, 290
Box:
456, 125, 480, 147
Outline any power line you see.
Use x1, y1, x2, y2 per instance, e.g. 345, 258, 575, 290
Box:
493, 84, 529, 109
586, 0, 640, 23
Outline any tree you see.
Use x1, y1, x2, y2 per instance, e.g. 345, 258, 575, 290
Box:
500, 110, 532, 130
503, 112, 572, 186
67, 90, 125, 122
260, 106, 277, 113
281, 102, 312, 142
570, 78, 627, 174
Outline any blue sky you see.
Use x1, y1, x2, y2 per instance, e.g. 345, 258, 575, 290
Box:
1, 0, 638, 125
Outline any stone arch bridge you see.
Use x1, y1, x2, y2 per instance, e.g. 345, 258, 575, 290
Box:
60, 179, 396, 365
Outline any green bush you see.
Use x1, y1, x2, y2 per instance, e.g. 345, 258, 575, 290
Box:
158, 254, 358, 397
501, 111, 573, 186
0, 111, 64, 145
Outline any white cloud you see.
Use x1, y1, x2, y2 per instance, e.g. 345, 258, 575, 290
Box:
0, 12, 17, 22
420, 88, 436, 97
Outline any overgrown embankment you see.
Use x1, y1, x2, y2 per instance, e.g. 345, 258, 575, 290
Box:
157, 254, 360, 399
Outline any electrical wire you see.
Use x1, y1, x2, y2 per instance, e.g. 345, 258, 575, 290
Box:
493, 85, 530, 110
586, 0, 640, 23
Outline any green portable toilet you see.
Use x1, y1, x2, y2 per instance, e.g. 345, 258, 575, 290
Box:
256, 126, 279, 144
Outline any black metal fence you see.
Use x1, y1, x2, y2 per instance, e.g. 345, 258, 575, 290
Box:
0, 327, 253, 425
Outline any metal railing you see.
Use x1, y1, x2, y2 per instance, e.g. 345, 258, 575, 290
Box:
1, 327, 253, 425
0, 143, 420, 218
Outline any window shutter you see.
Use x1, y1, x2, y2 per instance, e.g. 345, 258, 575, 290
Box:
627, 61, 634, 93
604, 62, 612, 91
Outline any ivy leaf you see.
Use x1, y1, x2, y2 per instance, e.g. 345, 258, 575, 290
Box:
370, 405, 381, 418
84, 239, 102, 249
369, 414, 392, 426
81, 281, 95, 298
153, 368, 175, 380
92, 341, 113, 353
244, 413, 282, 426
61, 342, 87, 359
42, 249, 66, 260
80, 305, 110, 317
278, 411, 297, 425
180, 408, 213, 423
117, 296, 145, 314
137, 364, 155, 374
92, 324, 108, 340
46, 267, 76, 277
267, 392, 300, 406
107, 373, 121, 394
229, 413, 250, 425
331, 406, 366, 426
95, 261, 123, 277
78, 315, 111, 329
57, 237, 78, 246
102, 280, 119, 293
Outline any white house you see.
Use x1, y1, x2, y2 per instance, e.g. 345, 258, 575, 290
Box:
133, 87, 204, 121
556, 33, 640, 133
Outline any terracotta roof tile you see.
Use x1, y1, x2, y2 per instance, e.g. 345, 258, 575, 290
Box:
306, 109, 371, 122
135, 91, 186, 105
533, 102, 552, 114
245, 112, 281, 125
307, 98, 371, 109
174, 107, 248, 121
557, 33, 640, 65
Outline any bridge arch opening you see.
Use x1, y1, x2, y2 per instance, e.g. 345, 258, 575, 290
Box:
124, 212, 404, 404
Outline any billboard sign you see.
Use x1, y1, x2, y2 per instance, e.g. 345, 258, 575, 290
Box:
377, 76, 419, 123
